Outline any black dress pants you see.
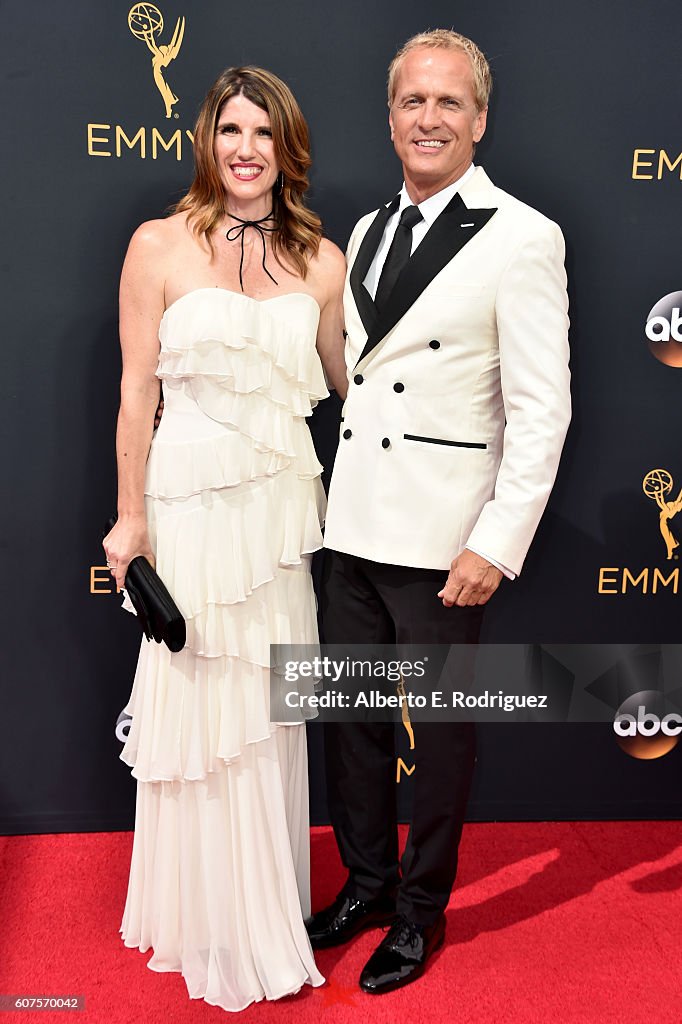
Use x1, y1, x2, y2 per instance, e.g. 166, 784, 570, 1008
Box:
321, 549, 485, 926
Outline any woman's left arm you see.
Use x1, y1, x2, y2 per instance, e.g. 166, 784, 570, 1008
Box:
315, 240, 348, 400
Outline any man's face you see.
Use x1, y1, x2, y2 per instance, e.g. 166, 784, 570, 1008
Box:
389, 47, 487, 200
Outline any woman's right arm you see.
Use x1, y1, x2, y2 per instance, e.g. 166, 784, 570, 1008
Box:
103, 222, 167, 590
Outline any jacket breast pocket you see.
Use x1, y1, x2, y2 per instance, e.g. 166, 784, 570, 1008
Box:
423, 284, 494, 335
403, 434, 487, 450
427, 284, 488, 299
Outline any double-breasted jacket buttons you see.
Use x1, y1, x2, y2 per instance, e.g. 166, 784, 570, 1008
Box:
353, 373, 364, 385
393, 382, 405, 393
343, 428, 352, 439
381, 437, 391, 449
429, 339, 441, 350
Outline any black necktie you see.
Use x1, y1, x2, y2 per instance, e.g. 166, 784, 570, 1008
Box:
374, 205, 423, 310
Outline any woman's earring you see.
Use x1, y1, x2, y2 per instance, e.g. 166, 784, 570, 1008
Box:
276, 171, 284, 195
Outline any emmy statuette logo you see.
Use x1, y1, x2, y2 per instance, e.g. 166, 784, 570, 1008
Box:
396, 676, 416, 782
85, 4, 193, 161
597, 467, 681, 596
643, 469, 682, 561
128, 3, 185, 119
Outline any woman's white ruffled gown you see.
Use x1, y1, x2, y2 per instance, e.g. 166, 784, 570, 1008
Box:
120, 288, 327, 1010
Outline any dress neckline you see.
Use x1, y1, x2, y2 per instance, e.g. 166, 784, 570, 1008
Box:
161, 287, 321, 322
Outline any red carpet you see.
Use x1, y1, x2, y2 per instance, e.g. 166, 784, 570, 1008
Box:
1, 822, 680, 1022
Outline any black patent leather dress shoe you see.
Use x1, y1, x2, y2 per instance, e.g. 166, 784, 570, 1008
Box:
305, 891, 396, 949
359, 913, 446, 994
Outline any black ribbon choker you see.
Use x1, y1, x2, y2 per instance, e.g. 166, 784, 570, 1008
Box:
225, 211, 279, 292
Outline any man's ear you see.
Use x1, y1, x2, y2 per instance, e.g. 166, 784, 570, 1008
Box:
473, 106, 488, 144
389, 110, 394, 141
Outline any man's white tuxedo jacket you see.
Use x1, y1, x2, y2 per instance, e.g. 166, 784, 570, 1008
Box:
323, 167, 571, 575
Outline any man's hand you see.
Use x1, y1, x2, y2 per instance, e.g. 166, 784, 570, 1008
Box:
438, 550, 503, 607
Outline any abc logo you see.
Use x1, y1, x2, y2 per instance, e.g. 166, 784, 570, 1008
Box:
613, 690, 682, 759
116, 711, 132, 743
645, 291, 682, 367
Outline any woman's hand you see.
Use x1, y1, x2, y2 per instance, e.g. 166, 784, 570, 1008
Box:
103, 512, 155, 591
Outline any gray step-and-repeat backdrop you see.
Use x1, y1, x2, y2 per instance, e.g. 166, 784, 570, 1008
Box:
2, 0, 681, 834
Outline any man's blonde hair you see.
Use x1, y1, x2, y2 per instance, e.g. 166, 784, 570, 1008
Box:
387, 29, 492, 112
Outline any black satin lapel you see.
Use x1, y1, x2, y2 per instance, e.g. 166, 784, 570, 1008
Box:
356, 195, 497, 366
349, 199, 398, 337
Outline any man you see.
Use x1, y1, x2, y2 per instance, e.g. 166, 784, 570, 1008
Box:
307, 29, 571, 993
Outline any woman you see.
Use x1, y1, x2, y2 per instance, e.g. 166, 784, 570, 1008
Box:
103, 66, 347, 1011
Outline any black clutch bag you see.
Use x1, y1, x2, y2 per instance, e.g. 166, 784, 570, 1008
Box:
103, 515, 186, 653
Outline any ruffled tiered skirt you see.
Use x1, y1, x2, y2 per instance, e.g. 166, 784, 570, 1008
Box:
119, 290, 327, 1010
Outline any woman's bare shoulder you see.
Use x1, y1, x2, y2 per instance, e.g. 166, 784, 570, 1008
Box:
311, 237, 346, 284
316, 236, 346, 269
128, 210, 191, 254
124, 214, 198, 290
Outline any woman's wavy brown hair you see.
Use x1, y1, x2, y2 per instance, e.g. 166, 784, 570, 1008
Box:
175, 66, 321, 279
